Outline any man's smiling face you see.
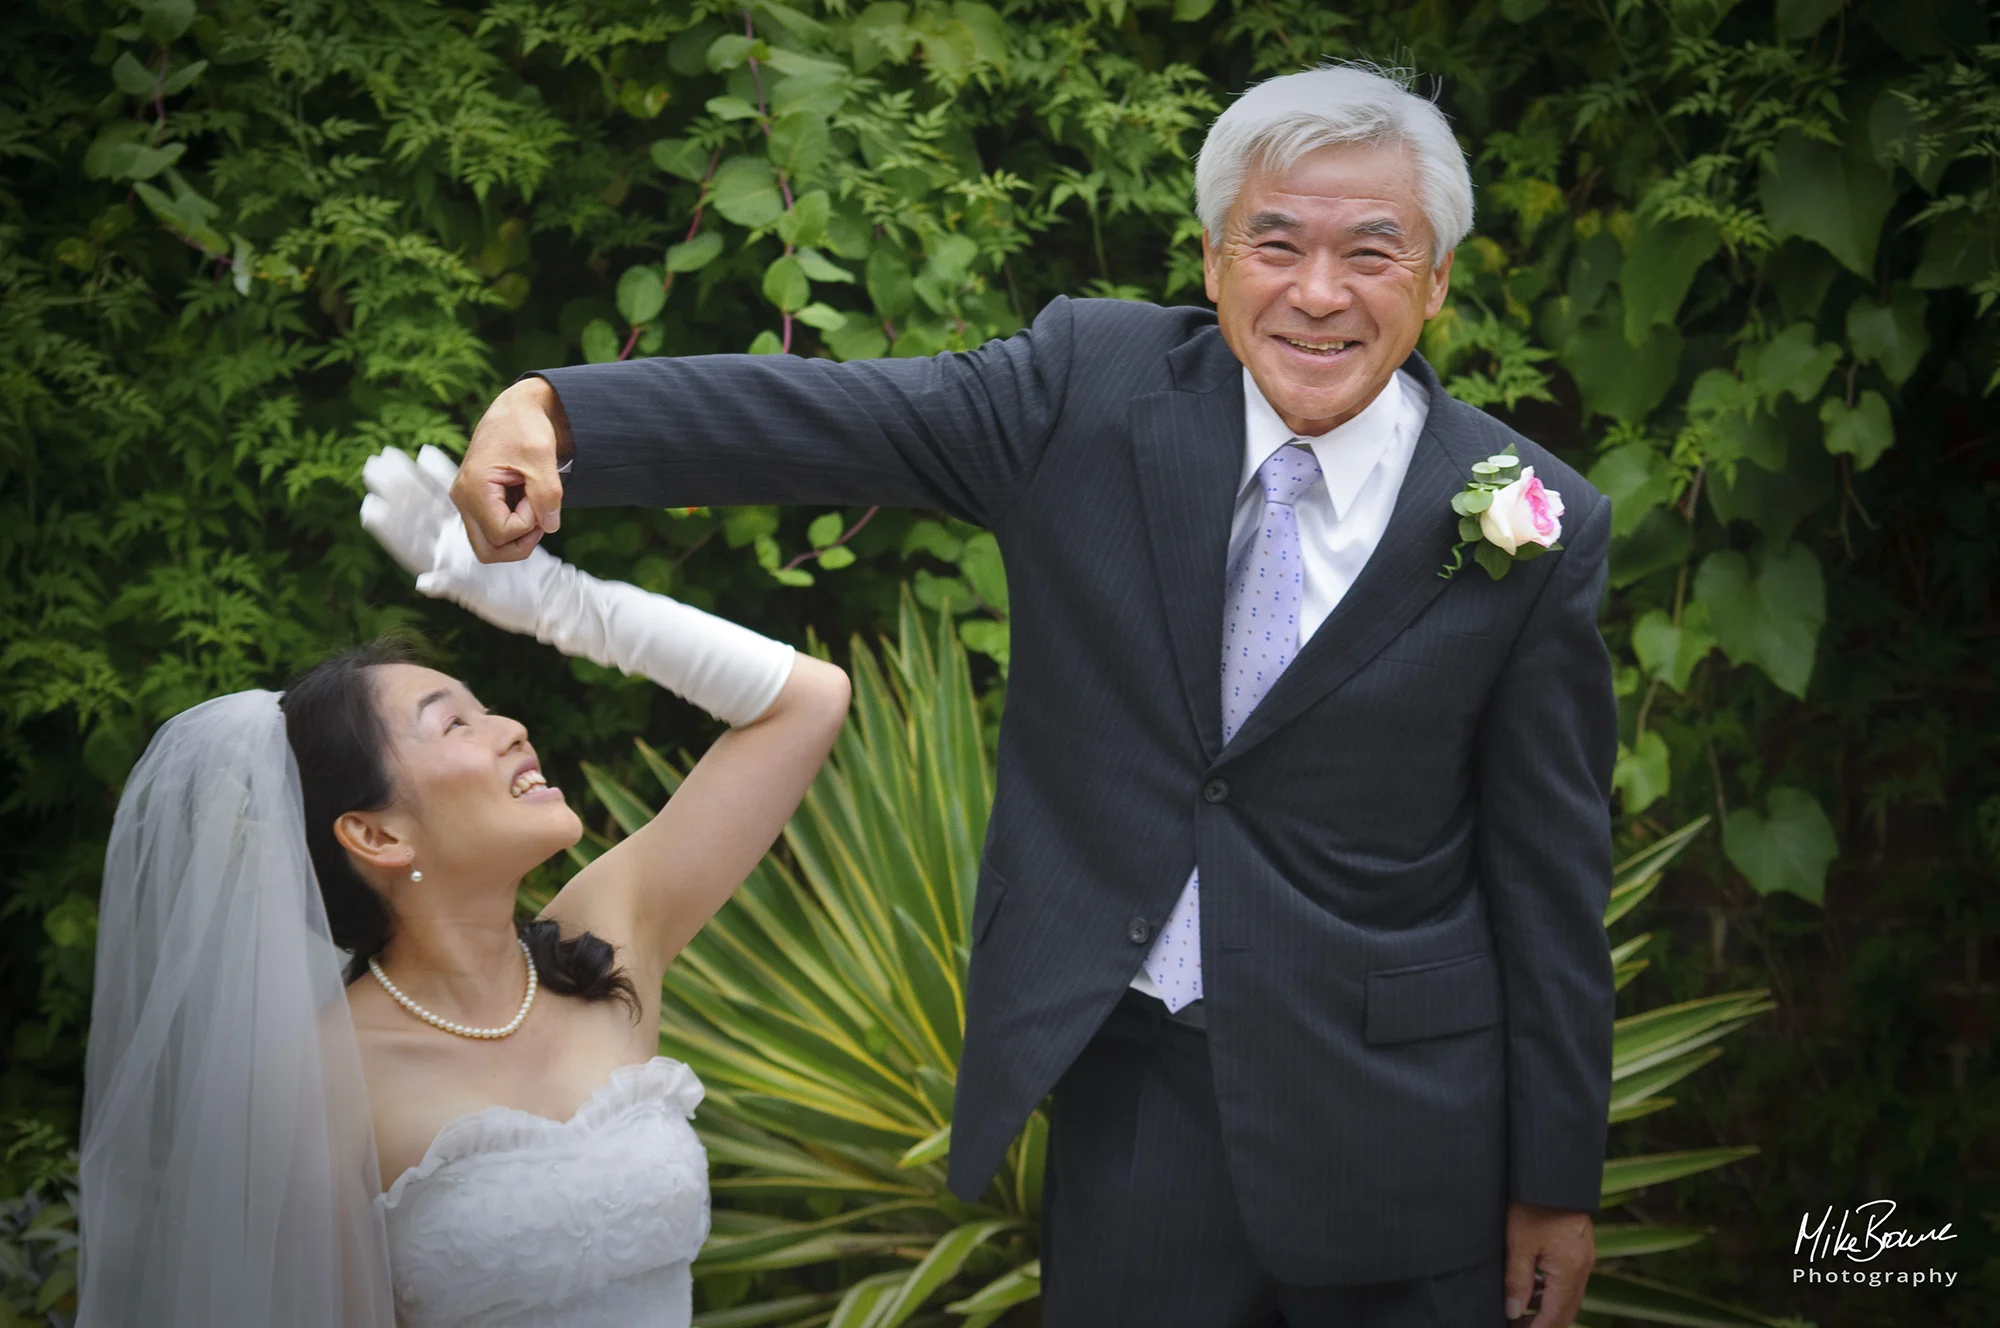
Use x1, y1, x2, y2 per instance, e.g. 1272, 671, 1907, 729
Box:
1203, 139, 1454, 437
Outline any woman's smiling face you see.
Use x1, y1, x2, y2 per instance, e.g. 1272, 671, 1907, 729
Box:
360, 663, 582, 884
1203, 139, 1453, 437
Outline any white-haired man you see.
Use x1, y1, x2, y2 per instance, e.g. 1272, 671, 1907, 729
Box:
451, 62, 1615, 1328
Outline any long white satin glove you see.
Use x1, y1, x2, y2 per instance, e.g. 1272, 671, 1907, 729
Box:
361, 448, 795, 728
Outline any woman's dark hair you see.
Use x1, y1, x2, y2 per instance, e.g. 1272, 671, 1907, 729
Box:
279, 639, 637, 1016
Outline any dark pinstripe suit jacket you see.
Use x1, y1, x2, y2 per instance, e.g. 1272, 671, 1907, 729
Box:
539, 295, 1617, 1284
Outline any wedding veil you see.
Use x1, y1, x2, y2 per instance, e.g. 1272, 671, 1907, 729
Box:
78, 689, 396, 1325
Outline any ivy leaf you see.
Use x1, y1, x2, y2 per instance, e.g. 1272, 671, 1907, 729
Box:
748, 329, 784, 355
1745, 323, 1840, 405
763, 255, 809, 312
1561, 305, 1681, 424
794, 302, 845, 331
925, 233, 980, 282
132, 178, 223, 249
664, 232, 722, 273
825, 312, 889, 362
1173, 0, 1220, 18
723, 506, 780, 548
110, 141, 186, 182
777, 190, 831, 248
959, 618, 1010, 670
1587, 441, 1682, 538
1693, 543, 1825, 698
1766, 239, 1842, 322
1758, 129, 1898, 278
651, 137, 709, 182
616, 265, 665, 326
112, 51, 157, 96
795, 246, 853, 283
706, 33, 763, 71
1686, 369, 1786, 470
1707, 408, 1787, 473
1620, 217, 1721, 346
1566, 229, 1622, 319
769, 113, 831, 179
1706, 446, 1834, 545
1723, 788, 1836, 905
1607, 507, 1692, 589
851, 2, 918, 72
1820, 391, 1894, 470
580, 319, 620, 363
1630, 603, 1715, 692
1845, 288, 1929, 387
137, 0, 196, 42
83, 123, 149, 179
773, 71, 845, 118
902, 519, 963, 561
1613, 731, 1671, 815
705, 95, 761, 122
817, 544, 856, 570
958, 532, 1008, 613
161, 59, 208, 96
618, 81, 671, 120
808, 512, 845, 548
866, 248, 915, 320
42, 892, 98, 950
826, 208, 873, 261
711, 157, 784, 228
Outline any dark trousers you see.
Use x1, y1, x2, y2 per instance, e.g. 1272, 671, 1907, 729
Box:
1041, 989, 1506, 1328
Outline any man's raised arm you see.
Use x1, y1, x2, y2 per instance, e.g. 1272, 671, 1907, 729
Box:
452, 296, 1080, 563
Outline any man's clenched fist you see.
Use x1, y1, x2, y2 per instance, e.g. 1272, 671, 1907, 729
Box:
452, 376, 571, 563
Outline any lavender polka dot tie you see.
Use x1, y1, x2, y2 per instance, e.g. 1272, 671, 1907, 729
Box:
1142, 443, 1323, 1012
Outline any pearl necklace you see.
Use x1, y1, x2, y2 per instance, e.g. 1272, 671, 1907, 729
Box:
369, 936, 538, 1040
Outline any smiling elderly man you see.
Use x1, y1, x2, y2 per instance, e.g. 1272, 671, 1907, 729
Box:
450, 62, 1617, 1328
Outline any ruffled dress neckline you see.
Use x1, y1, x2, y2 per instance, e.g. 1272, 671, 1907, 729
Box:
377, 1056, 702, 1210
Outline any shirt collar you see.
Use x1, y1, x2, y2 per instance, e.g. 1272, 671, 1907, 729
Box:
1240, 367, 1410, 522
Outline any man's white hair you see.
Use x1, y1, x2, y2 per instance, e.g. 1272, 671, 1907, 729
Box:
1194, 61, 1473, 268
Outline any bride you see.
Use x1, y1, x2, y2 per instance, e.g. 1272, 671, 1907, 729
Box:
76, 446, 850, 1326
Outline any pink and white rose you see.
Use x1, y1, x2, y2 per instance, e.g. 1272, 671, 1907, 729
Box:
1478, 466, 1564, 555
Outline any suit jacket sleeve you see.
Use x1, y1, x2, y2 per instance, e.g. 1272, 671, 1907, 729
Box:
1475, 494, 1617, 1214
530, 296, 1079, 528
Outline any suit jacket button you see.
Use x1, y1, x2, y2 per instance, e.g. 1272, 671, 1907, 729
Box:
1127, 917, 1152, 945
1203, 778, 1230, 804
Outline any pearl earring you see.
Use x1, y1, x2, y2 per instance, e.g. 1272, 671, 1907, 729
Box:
410, 868, 423, 883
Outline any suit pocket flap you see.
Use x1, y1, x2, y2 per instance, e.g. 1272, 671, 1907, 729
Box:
1365, 951, 1503, 1045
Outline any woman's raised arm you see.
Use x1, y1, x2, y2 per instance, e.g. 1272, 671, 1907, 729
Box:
361, 445, 850, 980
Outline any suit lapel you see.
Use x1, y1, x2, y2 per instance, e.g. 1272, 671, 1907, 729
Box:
1130, 330, 1244, 762
1215, 351, 1487, 765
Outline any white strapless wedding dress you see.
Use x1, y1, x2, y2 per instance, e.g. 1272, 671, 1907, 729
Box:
376, 1057, 711, 1326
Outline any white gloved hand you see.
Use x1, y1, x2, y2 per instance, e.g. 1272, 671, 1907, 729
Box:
359, 445, 473, 577
367, 447, 796, 728
361, 448, 447, 576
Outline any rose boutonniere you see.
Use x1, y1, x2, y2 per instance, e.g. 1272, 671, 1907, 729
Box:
1439, 446, 1565, 580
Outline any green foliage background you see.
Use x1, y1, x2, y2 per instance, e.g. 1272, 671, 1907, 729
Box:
2, 0, 1994, 1322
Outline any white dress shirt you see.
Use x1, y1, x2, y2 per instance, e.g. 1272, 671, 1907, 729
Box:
1129, 365, 1429, 1001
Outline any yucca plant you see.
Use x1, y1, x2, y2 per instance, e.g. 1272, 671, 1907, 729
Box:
564, 593, 1792, 1328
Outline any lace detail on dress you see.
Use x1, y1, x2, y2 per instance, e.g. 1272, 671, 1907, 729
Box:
377, 1058, 710, 1327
